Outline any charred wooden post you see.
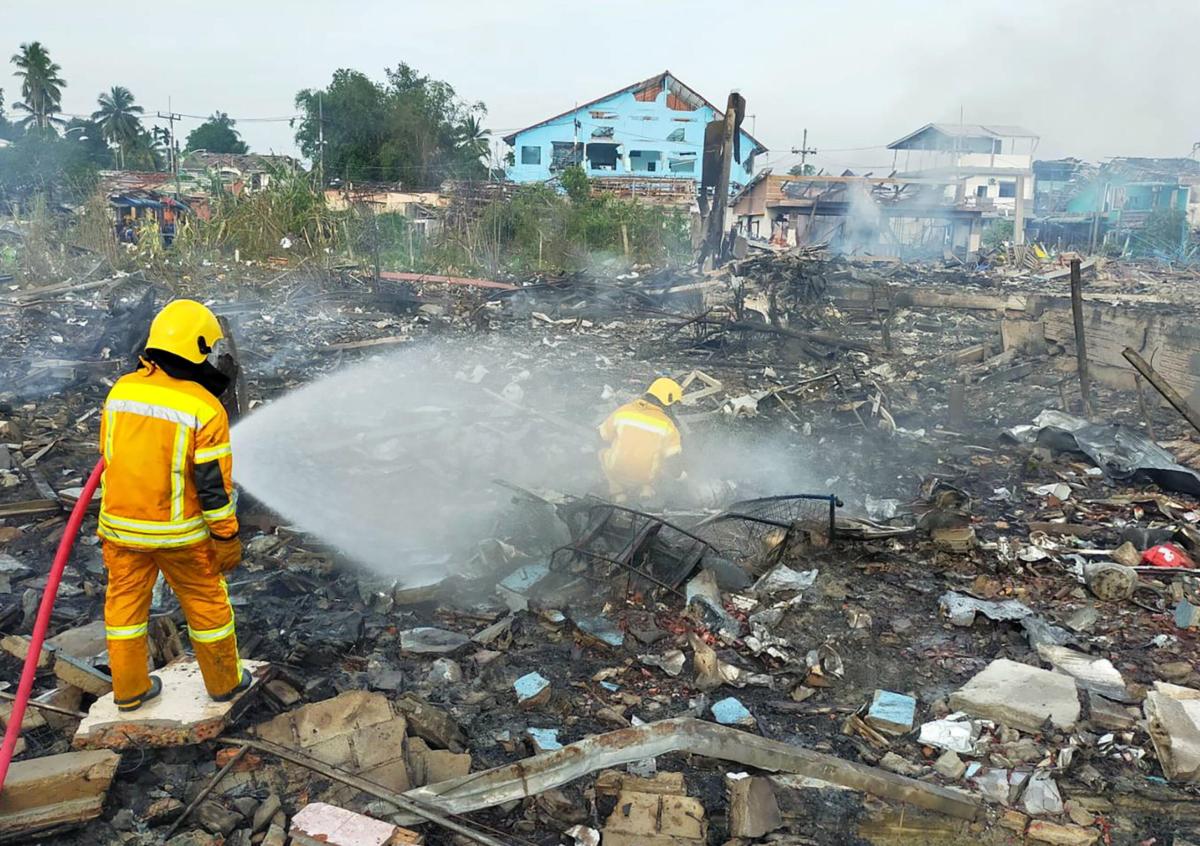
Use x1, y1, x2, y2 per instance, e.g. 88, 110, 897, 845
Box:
1069, 258, 1093, 417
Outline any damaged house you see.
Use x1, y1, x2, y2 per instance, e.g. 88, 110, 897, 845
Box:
1029, 156, 1200, 253
503, 70, 766, 202
887, 122, 1039, 214
179, 152, 303, 195
731, 171, 986, 258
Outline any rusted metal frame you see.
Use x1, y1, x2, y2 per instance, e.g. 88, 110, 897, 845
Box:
550, 545, 686, 599
403, 717, 981, 822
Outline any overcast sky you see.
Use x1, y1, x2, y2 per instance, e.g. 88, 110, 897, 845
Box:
5, 0, 1197, 173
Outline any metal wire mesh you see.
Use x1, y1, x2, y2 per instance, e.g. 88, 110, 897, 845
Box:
692, 494, 840, 564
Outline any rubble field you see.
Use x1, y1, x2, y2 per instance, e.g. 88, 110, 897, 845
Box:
4, 251, 1200, 846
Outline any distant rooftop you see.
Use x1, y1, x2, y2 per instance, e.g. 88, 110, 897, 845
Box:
180, 151, 302, 173
888, 122, 1039, 151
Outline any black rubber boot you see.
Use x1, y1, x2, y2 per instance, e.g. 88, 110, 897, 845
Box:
115, 675, 162, 712
211, 668, 252, 703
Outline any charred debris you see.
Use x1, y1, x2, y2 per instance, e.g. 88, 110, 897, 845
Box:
4, 247, 1200, 845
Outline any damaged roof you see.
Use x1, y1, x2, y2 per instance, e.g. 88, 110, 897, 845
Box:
888, 122, 1039, 150
501, 70, 767, 155
180, 151, 303, 174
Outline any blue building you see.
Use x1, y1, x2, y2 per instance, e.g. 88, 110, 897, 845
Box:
503, 71, 765, 189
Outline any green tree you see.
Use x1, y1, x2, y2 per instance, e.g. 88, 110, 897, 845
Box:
124, 128, 165, 170
11, 41, 66, 132
63, 117, 115, 168
456, 113, 490, 165
294, 63, 488, 188
184, 112, 248, 153
0, 131, 98, 207
560, 165, 590, 203
91, 86, 144, 168
788, 163, 816, 176
0, 88, 15, 141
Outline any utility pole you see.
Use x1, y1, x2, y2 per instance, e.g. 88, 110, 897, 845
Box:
156, 102, 183, 198
317, 92, 325, 187
791, 128, 817, 172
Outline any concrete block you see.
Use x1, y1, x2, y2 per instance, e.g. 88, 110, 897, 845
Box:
54, 652, 113, 697
0, 634, 53, 669
1001, 318, 1046, 354
1087, 691, 1137, 731
1145, 687, 1200, 780
0, 749, 119, 839
290, 802, 423, 846
727, 774, 782, 839
256, 690, 411, 792
603, 790, 707, 846
948, 659, 1080, 733
933, 750, 966, 780
865, 689, 916, 736
73, 657, 268, 750
393, 694, 467, 752
47, 620, 108, 658
405, 736, 471, 787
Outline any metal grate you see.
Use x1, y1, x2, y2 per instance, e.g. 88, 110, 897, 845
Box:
692, 494, 842, 565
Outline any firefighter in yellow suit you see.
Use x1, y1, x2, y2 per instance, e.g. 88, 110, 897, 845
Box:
598, 378, 684, 502
98, 300, 249, 711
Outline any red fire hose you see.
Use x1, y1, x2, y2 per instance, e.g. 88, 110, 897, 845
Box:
0, 459, 104, 792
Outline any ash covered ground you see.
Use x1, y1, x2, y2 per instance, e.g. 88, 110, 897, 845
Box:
4, 255, 1200, 845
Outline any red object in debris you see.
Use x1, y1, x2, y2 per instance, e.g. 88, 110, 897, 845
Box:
1142, 543, 1195, 569
0, 459, 105, 794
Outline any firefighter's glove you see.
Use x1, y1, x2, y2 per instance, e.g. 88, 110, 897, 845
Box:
212, 536, 243, 574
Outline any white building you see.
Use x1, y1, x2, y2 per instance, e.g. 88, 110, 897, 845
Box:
887, 123, 1038, 213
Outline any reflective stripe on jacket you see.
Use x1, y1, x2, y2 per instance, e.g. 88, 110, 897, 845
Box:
98, 364, 238, 549
598, 398, 682, 486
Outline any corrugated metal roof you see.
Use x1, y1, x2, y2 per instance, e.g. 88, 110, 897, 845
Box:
888, 122, 1038, 149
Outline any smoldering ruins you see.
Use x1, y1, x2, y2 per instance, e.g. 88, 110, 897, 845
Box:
6, 234, 1200, 845
4, 41, 1200, 846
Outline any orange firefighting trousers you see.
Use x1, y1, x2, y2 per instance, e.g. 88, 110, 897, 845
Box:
103, 541, 241, 701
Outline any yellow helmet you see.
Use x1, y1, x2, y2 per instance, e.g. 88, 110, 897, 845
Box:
146, 300, 223, 364
645, 377, 683, 407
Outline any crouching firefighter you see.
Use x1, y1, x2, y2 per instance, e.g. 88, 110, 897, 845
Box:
98, 299, 250, 711
598, 377, 684, 502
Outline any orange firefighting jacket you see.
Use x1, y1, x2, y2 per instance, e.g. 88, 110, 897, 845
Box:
98, 363, 238, 549
598, 398, 682, 487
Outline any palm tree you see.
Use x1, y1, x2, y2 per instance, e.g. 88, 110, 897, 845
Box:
456, 114, 490, 161
11, 41, 65, 132
92, 86, 144, 168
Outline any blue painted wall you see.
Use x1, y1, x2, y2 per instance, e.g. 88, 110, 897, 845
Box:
505, 86, 759, 188
1065, 181, 1191, 217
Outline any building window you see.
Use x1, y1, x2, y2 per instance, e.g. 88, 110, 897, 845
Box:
589, 110, 618, 120
586, 143, 619, 171
551, 141, 583, 171
669, 153, 696, 174
630, 150, 662, 173
591, 126, 614, 139
998, 180, 1016, 199
976, 185, 988, 198
521, 145, 541, 165
666, 127, 686, 142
